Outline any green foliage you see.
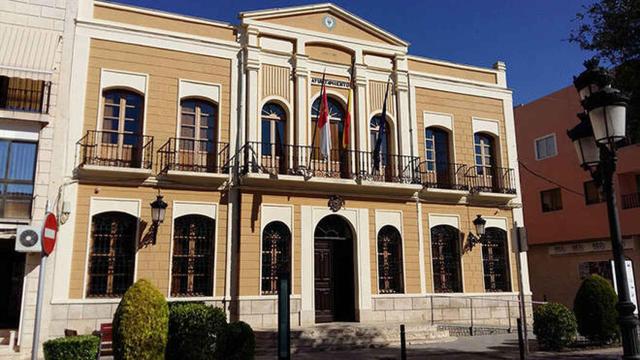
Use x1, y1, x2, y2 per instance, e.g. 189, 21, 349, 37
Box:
112, 279, 169, 360
43, 335, 100, 360
570, 0, 640, 143
533, 302, 578, 350
573, 274, 619, 343
166, 302, 227, 360
215, 321, 256, 360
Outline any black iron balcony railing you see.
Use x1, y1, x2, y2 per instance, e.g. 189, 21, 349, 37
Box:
242, 142, 420, 184
465, 165, 517, 194
0, 78, 51, 113
417, 161, 469, 191
158, 138, 229, 174
77, 130, 153, 169
622, 192, 640, 209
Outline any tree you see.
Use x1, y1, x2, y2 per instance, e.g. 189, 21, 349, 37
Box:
570, 0, 640, 142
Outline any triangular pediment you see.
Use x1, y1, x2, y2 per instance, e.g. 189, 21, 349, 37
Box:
240, 3, 408, 48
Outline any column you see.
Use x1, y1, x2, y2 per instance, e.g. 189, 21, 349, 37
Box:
394, 56, 412, 157
293, 50, 309, 170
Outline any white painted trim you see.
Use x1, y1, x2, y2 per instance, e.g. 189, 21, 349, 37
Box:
416, 201, 426, 294
428, 213, 460, 229
374, 210, 406, 295
94, 0, 235, 29
260, 36, 294, 54
83, 197, 142, 299
472, 117, 500, 138
237, 294, 302, 301
0, 121, 40, 141
533, 133, 558, 161
259, 96, 294, 145
406, 55, 500, 78
259, 204, 295, 295
100, 68, 147, 94
179, 79, 221, 105
423, 111, 453, 132
167, 201, 219, 299
51, 183, 79, 301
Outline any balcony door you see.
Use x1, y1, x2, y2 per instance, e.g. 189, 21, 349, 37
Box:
261, 102, 287, 174
425, 127, 451, 187
179, 99, 218, 172
100, 89, 143, 167
370, 115, 393, 181
474, 133, 497, 191
311, 96, 349, 178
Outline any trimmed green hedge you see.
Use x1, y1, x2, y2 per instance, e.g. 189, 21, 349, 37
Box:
166, 302, 227, 360
215, 321, 256, 360
574, 274, 619, 344
533, 302, 577, 350
112, 279, 169, 360
43, 335, 100, 360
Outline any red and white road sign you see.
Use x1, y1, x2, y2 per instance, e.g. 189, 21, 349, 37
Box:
42, 212, 58, 256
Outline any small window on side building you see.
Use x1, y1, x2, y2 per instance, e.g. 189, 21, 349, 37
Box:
535, 134, 557, 160
541, 188, 562, 212
584, 180, 604, 205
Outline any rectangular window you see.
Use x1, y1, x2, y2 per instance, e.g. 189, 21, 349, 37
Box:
578, 261, 613, 283
540, 188, 562, 212
0, 76, 48, 113
0, 140, 37, 219
584, 180, 604, 205
535, 134, 557, 160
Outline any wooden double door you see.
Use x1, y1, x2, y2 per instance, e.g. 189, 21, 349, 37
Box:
314, 215, 356, 323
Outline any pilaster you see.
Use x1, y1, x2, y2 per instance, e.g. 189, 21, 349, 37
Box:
354, 63, 368, 154
394, 56, 411, 156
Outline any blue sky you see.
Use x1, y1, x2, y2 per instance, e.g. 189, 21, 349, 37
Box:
113, 0, 595, 105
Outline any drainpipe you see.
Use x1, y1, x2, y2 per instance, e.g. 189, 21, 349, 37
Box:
224, 29, 246, 321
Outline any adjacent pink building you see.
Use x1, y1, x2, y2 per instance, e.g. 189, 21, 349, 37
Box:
515, 85, 640, 306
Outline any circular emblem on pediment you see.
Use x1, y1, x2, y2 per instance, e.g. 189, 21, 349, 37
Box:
323, 15, 336, 30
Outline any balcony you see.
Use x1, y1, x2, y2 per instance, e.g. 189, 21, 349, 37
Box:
622, 193, 640, 209
465, 165, 517, 202
76, 130, 154, 180
240, 142, 421, 195
157, 138, 230, 185
0, 77, 51, 122
417, 162, 470, 201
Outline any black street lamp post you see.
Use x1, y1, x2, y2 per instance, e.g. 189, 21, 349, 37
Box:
567, 60, 640, 359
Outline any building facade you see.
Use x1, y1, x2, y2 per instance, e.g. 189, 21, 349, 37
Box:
0, 0, 78, 357
515, 85, 640, 307
2, 1, 530, 357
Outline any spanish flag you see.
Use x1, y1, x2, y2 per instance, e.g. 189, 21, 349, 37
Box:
343, 87, 352, 148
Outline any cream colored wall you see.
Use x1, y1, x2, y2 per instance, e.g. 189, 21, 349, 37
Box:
415, 88, 508, 168
69, 184, 228, 299
93, 4, 236, 42
261, 64, 291, 102
423, 204, 518, 293
305, 43, 353, 66
238, 191, 421, 297
261, 11, 394, 45
83, 39, 232, 144
408, 59, 497, 84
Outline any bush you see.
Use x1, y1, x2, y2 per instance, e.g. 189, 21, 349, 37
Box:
215, 321, 256, 360
112, 279, 169, 360
43, 335, 100, 360
166, 302, 227, 360
533, 302, 577, 350
573, 274, 619, 343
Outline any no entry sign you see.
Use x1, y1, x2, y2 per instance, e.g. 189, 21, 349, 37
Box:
42, 212, 58, 256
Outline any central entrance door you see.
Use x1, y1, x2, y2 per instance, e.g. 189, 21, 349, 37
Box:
314, 215, 356, 323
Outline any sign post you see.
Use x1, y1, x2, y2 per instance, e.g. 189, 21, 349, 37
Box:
31, 212, 58, 360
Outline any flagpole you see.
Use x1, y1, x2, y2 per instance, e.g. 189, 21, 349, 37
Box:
307, 71, 326, 170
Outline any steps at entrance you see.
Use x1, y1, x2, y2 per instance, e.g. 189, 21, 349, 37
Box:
254, 322, 452, 356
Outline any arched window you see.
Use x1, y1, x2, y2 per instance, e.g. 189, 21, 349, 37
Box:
482, 227, 511, 292
430, 225, 463, 293
425, 127, 450, 171
261, 102, 287, 157
377, 225, 404, 294
311, 96, 345, 151
171, 215, 215, 297
87, 211, 137, 297
180, 98, 218, 151
101, 89, 143, 146
474, 133, 495, 175
261, 221, 291, 295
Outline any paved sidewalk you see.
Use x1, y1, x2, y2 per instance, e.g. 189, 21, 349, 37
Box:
256, 334, 623, 359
